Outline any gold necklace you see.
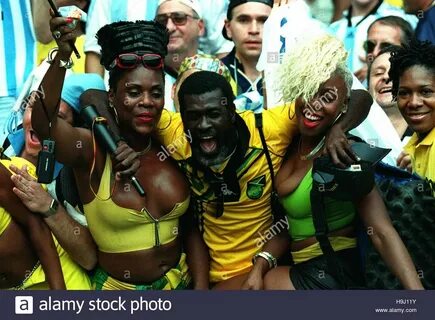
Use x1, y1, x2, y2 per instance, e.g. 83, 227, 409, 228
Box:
298, 136, 325, 160
136, 138, 152, 156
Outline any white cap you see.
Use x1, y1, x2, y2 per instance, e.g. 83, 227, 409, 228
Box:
158, 0, 202, 18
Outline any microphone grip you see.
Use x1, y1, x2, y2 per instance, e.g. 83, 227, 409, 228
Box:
80, 105, 146, 197
81, 105, 117, 152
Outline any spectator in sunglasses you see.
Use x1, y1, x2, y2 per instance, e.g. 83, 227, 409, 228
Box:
358, 16, 414, 83
32, 19, 198, 290
155, 0, 205, 112
84, 1, 231, 79
403, 0, 435, 43
329, 0, 416, 82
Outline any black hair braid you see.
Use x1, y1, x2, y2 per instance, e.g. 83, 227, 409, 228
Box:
389, 40, 435, 101
96, 20, 169, 71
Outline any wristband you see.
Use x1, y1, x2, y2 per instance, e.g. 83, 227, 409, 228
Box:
252, 251, 277, 269
41, 198, 59, 218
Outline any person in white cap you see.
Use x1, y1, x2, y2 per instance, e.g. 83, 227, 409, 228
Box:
155, 0, 205, 111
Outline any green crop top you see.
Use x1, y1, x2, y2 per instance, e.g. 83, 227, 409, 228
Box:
280, 168, 356, 241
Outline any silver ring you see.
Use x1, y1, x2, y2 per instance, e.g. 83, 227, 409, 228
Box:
52, 30, 61, 39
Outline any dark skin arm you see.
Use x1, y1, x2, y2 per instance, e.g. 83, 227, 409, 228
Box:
241, 230, 290, 290
0, 164, 65, 289
180, 207, 210, 289
324, 89, 372, 168
9, 164, 98, 270
356, 186, 424, 289
31, 16, 139, 179
31, 15, 94, 168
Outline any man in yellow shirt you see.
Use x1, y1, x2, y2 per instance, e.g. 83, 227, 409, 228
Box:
155, 70, 371, 289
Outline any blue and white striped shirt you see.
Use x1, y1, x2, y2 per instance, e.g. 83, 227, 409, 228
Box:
0, 0, 36, 98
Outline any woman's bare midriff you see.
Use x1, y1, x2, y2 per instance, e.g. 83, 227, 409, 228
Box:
97, 238, 182, 284
0, 221, 39, 289
291, 225, 355, 252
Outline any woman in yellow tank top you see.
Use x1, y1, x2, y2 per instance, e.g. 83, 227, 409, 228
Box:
30, 17, 196, 290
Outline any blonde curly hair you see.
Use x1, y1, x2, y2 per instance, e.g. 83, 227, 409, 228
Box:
277, 34, 353, 104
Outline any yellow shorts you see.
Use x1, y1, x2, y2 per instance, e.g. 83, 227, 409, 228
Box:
93, 253, 191, 290
11, 248, 92, 290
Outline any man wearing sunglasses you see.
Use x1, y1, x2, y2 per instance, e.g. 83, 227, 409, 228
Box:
329, 0, 416, 82
362, 16, 413, 79
155, 0, 205, 112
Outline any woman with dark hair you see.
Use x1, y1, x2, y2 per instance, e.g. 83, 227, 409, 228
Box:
29, 16, 195, 290
388, 40, 435, 183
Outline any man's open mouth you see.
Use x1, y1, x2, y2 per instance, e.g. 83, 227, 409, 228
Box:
28, 129, 41, 147
379, 86, 392, 94
199, 136, 217, 154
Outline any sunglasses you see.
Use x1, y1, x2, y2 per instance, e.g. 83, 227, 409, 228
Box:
155, 12, 198, 26
109, 53, 163, 70
363, 40, 394, 54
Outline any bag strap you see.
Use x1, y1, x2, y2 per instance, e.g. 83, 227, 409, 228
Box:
255, 113, 275, 187
255, 112, 294, 265
310, 180, 350, 288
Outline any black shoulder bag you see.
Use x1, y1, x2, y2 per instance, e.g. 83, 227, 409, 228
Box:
363, 163, 435, 289
310, 138, 391, 288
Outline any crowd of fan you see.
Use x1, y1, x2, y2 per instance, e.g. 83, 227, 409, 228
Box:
0, 0, 434, 290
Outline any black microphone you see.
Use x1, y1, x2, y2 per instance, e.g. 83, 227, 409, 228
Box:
80, 105, 145, 197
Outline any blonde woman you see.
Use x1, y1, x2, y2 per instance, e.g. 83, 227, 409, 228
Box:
263, 34, 423, 290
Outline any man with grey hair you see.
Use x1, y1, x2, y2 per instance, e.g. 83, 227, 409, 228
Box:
155, 0, 205, 111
